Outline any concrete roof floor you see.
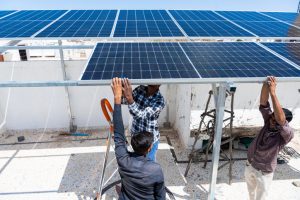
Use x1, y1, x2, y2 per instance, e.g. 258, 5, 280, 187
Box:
0, 128, 299, 200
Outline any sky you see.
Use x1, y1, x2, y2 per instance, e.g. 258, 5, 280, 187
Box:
1, 0, 299, 12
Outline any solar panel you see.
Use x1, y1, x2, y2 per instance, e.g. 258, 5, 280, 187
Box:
233, 21, 300, 37
216, 11, 275, 21
169, 10, 254, 37
262, 12, 300, 23
81, 42, 199, 80
59, 10, 116, 20
170, 10, 224, 21
180, 42, 300, 78
263, 43, 300, 67
113, 10, 184, 37
1, 10, 67, 20
216, 11, 300, 37
0, 11, 16, 19
36, 10, 117, 37
0, 20, 52, 38
175, 20, 253, 37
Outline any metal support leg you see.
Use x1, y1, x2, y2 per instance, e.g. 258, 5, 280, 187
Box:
212, 83, 218, 108
58, 40, 76, 133
229, 92, 235, 185
208, 83, 227, 200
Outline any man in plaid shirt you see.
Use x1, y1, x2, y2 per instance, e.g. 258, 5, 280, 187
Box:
122, 78, 165, 161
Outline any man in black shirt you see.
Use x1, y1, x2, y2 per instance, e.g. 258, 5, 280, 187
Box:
111, 77, 166, 200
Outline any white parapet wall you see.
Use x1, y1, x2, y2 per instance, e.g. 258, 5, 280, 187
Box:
0, 60, 167, 131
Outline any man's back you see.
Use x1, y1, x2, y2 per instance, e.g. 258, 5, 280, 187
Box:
113, 104, 166, 200
118, 153, 165, 200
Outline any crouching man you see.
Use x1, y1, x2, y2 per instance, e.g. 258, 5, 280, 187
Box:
245, 76, 294, 200
111, 77, 166, 200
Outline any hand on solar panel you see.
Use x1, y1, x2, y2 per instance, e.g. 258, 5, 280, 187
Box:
111, 78, 122, 104
122, 78, 134, 104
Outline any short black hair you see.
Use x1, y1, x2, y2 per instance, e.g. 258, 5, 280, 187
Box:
131, 131, 154, 155
282, 108, 293, 122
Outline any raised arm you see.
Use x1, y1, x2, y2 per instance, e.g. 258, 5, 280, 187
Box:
260, 80, 269, 106
123, 78, 165, 119
111, 78, 128, 159
268, 76, 286, 126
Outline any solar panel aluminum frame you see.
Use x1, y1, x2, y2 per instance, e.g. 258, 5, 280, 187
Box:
1, 77, 300, 88
77, 77, 300, 86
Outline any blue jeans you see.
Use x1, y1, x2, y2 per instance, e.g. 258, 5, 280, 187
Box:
147, 141, 159, 161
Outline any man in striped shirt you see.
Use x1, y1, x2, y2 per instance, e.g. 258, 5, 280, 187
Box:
122, 78, 165, 161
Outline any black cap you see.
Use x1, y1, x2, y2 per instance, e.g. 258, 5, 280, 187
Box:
282, 108, 293, 122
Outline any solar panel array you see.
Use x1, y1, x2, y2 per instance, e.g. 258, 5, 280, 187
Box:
114, 10, 184, 37
81, 42, 300, 81
216, 11, 300, 37
1, 10, 300, 38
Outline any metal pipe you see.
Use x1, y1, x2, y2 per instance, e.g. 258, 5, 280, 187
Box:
0, 77, 299, 88
208, 83, 227, 200
0, 45, 94, 50
58, 40, 76, 133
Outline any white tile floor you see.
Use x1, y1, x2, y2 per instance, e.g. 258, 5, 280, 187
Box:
0, 129, 299, 200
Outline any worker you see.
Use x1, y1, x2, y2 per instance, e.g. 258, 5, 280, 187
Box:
111, 77, 166, 200
245, 76, 294, 200
121, 78, 165, 161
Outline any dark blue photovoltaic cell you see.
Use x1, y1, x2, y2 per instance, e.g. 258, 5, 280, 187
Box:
216, 11, 275, 21
180, 42, 300, 78
114, 10, 184, 37
0, 11, 16, 19
1, 10, 67, 20
233, 21, 300, 37
118, 10, 172, 21
169, 10, 254, 37
59, 10, 117, 20
262, 12, 300, 28
215, 11, 300, 37
169, 10, 224, 21
0, 20, 52, 37
175, 20, 253, 37
36, 10, 117, 37
37, 20, 114, 37
263, 43, 300, 67
82, 43, 199, 80
262, 12, 300, 23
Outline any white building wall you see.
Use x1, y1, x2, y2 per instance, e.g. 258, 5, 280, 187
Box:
0, 61, 167, 131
